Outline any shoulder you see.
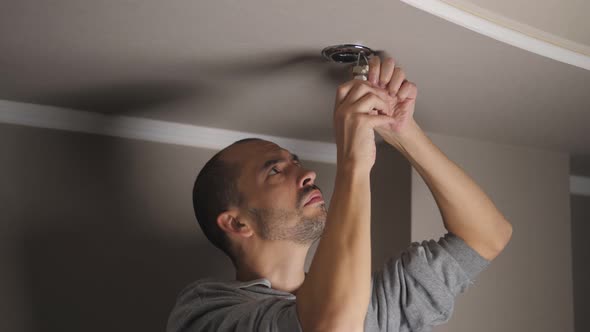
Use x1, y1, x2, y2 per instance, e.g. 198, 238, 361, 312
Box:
167, 278, 250, 332
167, 278, 301, 332
174, 278, 250, 304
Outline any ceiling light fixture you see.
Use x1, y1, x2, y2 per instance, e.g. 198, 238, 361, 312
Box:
321, 44, 376, 81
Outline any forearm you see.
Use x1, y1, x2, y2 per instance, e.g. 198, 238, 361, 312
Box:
390, 119, 512, 260
297, 164, 372, 331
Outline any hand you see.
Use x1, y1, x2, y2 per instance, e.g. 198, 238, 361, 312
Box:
333, 79, 397, 172
367, 56, 419, 147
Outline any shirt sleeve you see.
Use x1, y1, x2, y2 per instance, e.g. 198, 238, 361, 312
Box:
167, 282, 302, 332
365, 232, 490, 332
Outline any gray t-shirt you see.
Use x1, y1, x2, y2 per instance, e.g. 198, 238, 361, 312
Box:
167, 232, 490, 332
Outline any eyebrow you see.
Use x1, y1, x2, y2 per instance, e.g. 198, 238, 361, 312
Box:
260, 152, 300, 173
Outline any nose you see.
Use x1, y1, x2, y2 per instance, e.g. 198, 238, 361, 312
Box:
298, 169, 317, 188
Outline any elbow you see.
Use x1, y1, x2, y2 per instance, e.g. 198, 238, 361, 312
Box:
459, 220, 513, 261
491, 220, 513, 256
498, 220, 513, 249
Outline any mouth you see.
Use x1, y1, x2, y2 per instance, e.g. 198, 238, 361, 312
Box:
303, 190, 324, 207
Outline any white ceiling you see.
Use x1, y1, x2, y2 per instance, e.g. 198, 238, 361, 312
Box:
1, 0, 589, 157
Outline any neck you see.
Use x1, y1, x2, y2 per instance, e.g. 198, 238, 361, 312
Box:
235, 241, 309, 294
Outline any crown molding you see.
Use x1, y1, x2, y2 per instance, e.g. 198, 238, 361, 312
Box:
401, 0, 590, 70
2, 99, 587, 194
0, 99, 337, 164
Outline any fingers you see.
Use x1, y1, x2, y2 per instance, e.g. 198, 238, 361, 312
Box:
347, 81, 392, 105
368, 56, 380, 86
336, 56, 415, 111
366, 55, 407, 98
396, 80, 418, 102
336, 79, 370, 104
354, 93, 392, 116
388, 67, 407, 97
379, 58, 395, 89
337, 80, 392, 105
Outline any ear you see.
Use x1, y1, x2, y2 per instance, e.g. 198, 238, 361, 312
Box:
216, 209, 254, 238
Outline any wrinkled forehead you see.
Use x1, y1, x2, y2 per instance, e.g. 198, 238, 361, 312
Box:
221, 139, 291, 180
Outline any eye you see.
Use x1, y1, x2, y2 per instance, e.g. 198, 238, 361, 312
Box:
269, 166, 281, 176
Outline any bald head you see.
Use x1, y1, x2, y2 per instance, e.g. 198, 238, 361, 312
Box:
193, 137, 325, 264
192, 138, 265, 262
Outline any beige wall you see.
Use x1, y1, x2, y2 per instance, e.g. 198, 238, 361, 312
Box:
411, 131, 574, 332
370, 142, 412, 272
0, 122, 339, 332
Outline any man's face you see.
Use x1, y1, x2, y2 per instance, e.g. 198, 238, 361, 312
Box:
223, 140, 327, 245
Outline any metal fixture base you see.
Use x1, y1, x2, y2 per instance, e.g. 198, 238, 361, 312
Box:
321, 44, 375, 63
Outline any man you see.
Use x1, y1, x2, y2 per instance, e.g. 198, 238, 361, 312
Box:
167, 56, 513, 331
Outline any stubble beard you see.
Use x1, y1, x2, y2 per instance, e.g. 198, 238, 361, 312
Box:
248, 204, 327, 245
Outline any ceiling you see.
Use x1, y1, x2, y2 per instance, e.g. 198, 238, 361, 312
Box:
1, 0, 589, 159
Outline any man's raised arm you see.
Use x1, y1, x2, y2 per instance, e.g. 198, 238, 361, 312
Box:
387, 118, 512, 260
369, 56, 513, 261
295, 79, 398, 331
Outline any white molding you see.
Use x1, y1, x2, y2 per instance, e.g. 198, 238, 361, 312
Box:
4, 100, 589, 192
570, 175, 590, 196
0, 99, 337, 164
401, 0, 590, 71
